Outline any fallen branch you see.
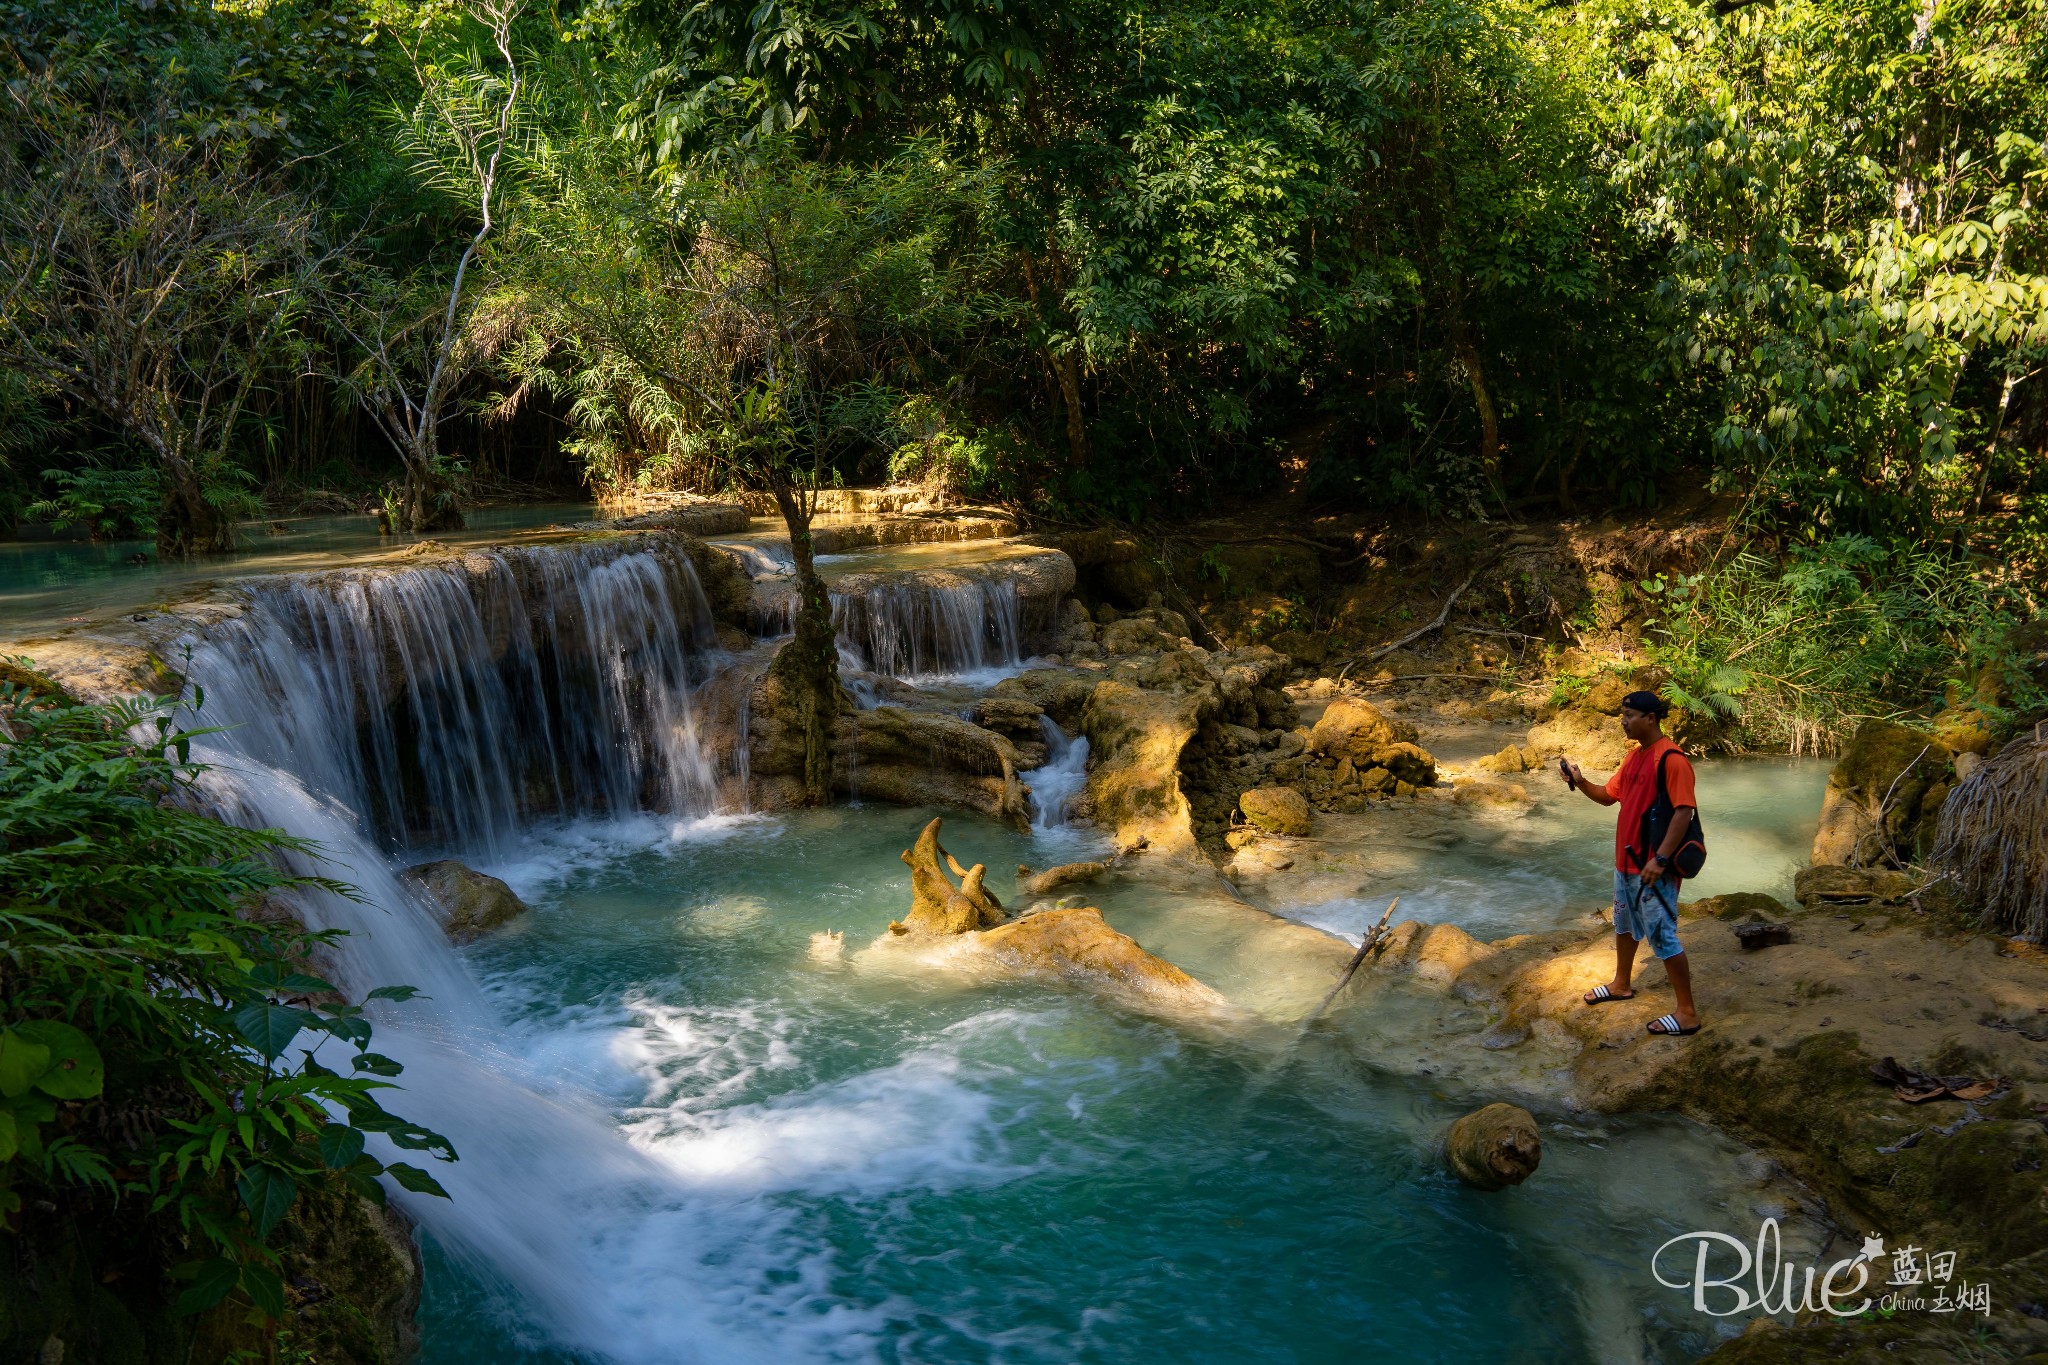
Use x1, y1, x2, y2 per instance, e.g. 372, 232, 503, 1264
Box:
1336, 563, 1490, 679
1299, 898, 1399, 1030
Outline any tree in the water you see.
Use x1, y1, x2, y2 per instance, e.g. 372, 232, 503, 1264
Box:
336, 0, 528, 533
0, 107, 325, 557
515, 136, 971, 802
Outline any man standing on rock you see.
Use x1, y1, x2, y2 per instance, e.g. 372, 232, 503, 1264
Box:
1561, 690, 1702, 1036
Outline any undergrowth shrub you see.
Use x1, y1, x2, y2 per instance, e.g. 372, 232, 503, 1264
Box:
0, 666, 452, 1325
1640, 537, 2041, 752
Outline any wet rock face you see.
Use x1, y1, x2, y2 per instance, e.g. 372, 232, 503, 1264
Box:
976, 907, 1228, 1011
1442, 1103, 1542, 1190
1239, 786, 1312, 836
1811, 718, 1953, 867
400, 860, 532, 944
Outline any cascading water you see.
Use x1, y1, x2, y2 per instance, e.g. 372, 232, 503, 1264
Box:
1027, 716, 1090, 835
192, 539, 725, 857
167, 538, 817, 1360
757, 575, 1028, 686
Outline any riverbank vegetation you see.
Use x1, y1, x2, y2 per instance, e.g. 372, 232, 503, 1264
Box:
0, 0, 2043, 725
0, 666, 452, 1345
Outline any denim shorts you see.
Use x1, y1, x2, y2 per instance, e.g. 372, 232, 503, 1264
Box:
1613, 869, 1685, 960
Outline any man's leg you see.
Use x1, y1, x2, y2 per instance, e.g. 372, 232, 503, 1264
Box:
1662, 952, 1699, 1030
1609, 932, 1640, 997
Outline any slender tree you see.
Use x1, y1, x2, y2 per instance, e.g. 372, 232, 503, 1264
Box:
338, 0, 527, 532
517, 138, 969, 801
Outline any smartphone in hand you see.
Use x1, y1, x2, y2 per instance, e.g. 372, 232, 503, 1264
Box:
1558, 758, 1574, 791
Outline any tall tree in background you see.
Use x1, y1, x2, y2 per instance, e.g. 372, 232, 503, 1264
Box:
339, 0, 527, 532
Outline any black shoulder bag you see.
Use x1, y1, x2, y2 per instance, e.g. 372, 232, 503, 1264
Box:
1634, 748, 1707, 879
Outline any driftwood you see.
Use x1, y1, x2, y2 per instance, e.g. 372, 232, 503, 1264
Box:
893, 817, 1009, 935
1299, 897, 1399, 1029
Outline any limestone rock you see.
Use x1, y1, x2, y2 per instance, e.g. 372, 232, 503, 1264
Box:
400, 860, 531, 944
1442, 1103, 1542, 1190
977, 907, 1227, 1010
1453, 779, 1530, 808
972, 696, 1046, 740
1793, 864, 1920, 907
1017, 861, 1110, 897
1811, 719, 1952, 867
1373, 740, 1437, 787
1081, 679, 1210, 855
1239, 786, 1312, 836
746, 658, 1028, 823
1681, 891, 1793, 922
1308, 697, 1417, 763
1103, 616, 1180, 655
1474, 743, 1538, 774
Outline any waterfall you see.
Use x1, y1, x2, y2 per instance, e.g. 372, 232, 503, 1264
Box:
756, 575, 1027, 684
189, 539, 726, 858
166, 537, 763, 1358
1027, 716, 1090, 834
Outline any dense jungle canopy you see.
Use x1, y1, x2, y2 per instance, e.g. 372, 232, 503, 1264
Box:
0, 0, 2043, 567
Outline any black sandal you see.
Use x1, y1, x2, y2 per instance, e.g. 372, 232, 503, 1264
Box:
1647, 1013, 1700, 1036
1583, 984, 1636, 1005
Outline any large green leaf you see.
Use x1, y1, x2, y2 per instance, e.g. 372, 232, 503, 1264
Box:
232, 1002, 311, 1061
239, 1262, 287, 1320
16, 1020, 104, 1099
174, 1258, 242, 1317
317, 1123, 366, 1169
0, 1030, 51, 1100
0, 1110, 17, 1161
235, 1164, 298, 1238
384, 1162, 450, 1198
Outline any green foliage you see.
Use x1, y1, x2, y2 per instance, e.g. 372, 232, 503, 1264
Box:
0, 669, 452, 1321
1643, 538, 2035, 751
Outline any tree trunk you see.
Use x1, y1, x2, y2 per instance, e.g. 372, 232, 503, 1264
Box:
1453, 326, 1502, 503
155, 456, 235, 558
398, 457, 466, 533
770, 482, 841, 805
1053, 348, 1090, 468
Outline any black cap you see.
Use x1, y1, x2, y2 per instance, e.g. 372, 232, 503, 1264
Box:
1620, 690, 1670, 718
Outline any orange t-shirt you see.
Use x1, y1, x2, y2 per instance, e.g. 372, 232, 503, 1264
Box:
1603, 737, 1697, 872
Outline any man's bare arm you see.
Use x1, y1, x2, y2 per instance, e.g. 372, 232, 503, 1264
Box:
1560, 758, 1618, 806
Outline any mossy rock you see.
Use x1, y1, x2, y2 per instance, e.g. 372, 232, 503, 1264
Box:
1680, 891, 1791, 922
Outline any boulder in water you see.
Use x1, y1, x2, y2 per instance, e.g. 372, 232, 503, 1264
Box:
400, 860, 531, 944
1308, 698, 1416, 763
1016, 860, 1110, 897
1442, 1103, 1542, 1190
1239, 786, 1312, 836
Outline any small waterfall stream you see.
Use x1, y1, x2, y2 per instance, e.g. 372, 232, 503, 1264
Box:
756, 575, 1029, 684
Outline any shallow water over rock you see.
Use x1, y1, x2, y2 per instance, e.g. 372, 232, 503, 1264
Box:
415, 807, 1823, 1365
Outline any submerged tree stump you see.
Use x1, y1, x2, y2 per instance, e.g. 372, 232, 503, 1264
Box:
894, 817, 1008, 934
